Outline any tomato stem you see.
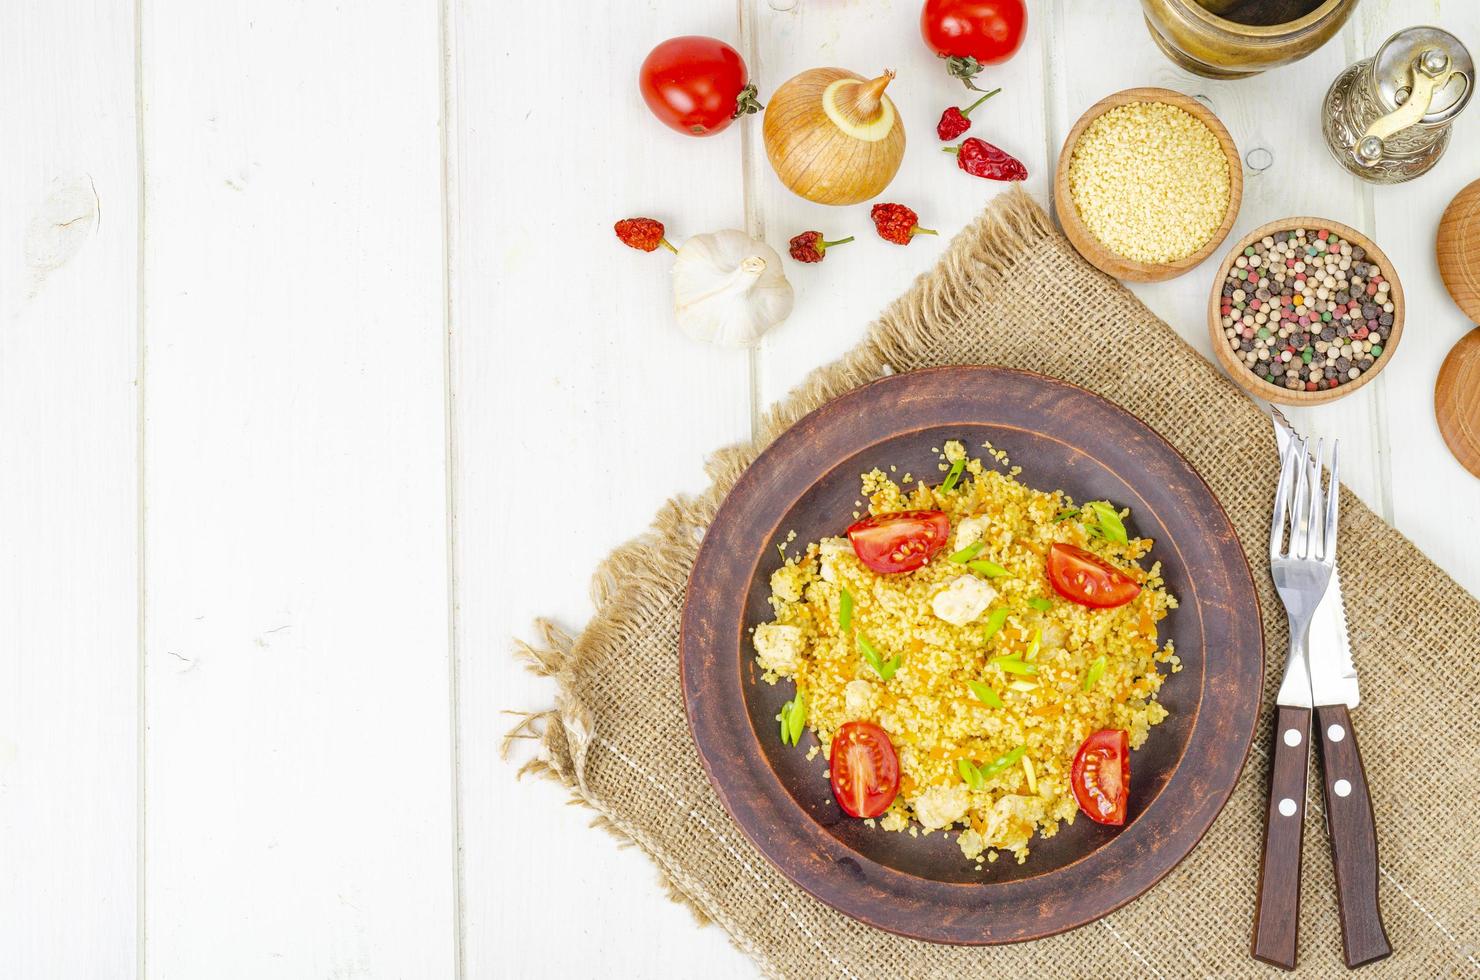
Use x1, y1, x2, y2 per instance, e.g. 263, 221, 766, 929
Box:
960, 87, 1002, 117
731, 83, 765, 118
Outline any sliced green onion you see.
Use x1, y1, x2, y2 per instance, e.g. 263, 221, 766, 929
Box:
857, 632, 900, 680
1028, 597, 1053, 612
1053, 507, 1080, 523
941, 457, 966, 493
978, 745, 1028, 780
779, 695, 805, 746
990, 656, 1038, 676
1090, 501, 1129, 545
967, 680, 1003, 708
967, 560, 1009, 578
958, 758, 985, 791
838, 587, 853, 633
1082, 654, 1107, 692
1007, 679, 1039, 692
981, 607, 1010, 642
1022, 755, 1038, 794
1024, 627, 1042, 661
947, 540, 985, 563
788, 693, 806, 744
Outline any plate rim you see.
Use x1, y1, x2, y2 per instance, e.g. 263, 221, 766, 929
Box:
679, 365, 1264, 944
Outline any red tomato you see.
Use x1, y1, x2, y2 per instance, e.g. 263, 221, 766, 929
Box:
830, 722, 900, 818
921, 0, 1028, 65
1047, 543, 1142, 609
1071, 729, 1129, 825
846, 510, 950, 574
638, 36, 760, 137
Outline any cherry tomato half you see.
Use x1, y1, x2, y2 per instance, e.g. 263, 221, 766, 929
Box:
920, 0, 1029, 66
830, 722, 900, 819
1046, 542, 1142, 609
1071, 729, 1129, 825
846, 510, 950, 574
638, 36, 759, 137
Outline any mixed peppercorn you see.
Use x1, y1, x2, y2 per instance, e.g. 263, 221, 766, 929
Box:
1219, 228, 1393, 393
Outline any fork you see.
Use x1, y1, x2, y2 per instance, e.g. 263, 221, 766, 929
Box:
1251, 436, 1339, 970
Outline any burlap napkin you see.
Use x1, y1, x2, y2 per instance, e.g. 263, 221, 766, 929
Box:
508, 189, 1478, 979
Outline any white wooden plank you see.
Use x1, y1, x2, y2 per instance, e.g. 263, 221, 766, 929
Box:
0, 2, 140, 976
1362, 0, 1480, 597
750, 0, 1054, 403
139, 2, 455, 976
1051, 0, 1388, 516
448, 1, 754, 977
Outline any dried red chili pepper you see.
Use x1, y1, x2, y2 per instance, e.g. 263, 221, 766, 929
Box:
788, 231, 855, 263
870, 203, 938, 246
935, 87, 1001, 141
614, 217, 677, 253
943, 137, 1027, 181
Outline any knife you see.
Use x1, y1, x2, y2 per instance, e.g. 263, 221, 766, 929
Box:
1266, 409, 1391, 969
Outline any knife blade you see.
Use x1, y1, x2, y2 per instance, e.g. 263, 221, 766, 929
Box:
1268, 408, 1361, 708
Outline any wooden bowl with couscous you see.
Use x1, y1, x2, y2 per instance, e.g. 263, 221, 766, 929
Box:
1207, 217, 1404, 405
1054, 87, 1243, 283
680, 366, 1264, 945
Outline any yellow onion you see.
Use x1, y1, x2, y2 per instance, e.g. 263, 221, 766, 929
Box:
762, 68, 906, 206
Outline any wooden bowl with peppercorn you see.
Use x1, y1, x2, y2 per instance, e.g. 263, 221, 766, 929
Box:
1207, 217, 1404, 406
1054, 87, 1242, 283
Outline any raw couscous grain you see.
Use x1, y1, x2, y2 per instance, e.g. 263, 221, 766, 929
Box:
754, 441, 1177, 864
1068, 100, 1230, 265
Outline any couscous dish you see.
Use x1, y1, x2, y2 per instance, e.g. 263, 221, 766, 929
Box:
755, 440, 1179, 867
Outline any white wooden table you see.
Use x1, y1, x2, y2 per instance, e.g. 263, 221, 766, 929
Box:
3, 1, 1476, 977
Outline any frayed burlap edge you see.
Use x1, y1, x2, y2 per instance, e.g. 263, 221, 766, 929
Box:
501, 188, 1059, 942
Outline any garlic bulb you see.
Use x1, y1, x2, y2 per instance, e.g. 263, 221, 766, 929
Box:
671, 230, 794, 347
763, 68, 906, 205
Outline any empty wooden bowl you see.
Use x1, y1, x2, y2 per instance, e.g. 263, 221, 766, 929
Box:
1055, 87, 1242, 282
1207, 218, 1404, 406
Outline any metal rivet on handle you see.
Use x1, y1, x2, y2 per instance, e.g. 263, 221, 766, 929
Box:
1283, 728, 1302, 747
1334, 779, 1352, 798
1327, 724, 1346, 743
1279, 798, 1298, 817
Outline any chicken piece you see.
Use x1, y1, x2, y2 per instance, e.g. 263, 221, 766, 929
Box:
914, 784, 971, 830
952, 516, 990, 552
753, 623, 803, 673
930, 575, 997, 627
817, 536, 852, 583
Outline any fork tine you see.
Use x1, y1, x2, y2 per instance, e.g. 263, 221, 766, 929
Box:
1291, 437, 1311, 559
1323, 439, 1340, 563
1270, 437, 1299, 559
1306, 438, 1324, 560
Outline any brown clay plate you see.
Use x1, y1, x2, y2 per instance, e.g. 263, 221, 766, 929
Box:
680, 366, 1262, 944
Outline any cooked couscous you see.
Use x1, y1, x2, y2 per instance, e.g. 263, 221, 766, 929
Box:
756, 440, 1179, 867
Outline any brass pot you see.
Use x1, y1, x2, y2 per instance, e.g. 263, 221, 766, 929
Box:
1141, 0, 1359, 79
